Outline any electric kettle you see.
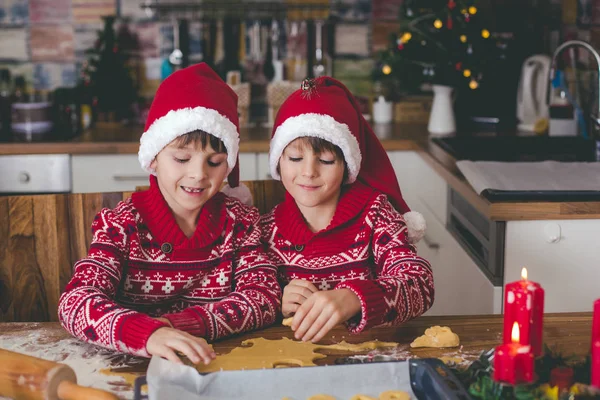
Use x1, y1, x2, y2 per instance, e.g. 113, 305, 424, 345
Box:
516, 54, 551, 131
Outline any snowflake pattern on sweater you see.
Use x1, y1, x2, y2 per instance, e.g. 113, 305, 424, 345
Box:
58, 178, 281, 357
260, 182, 434, 333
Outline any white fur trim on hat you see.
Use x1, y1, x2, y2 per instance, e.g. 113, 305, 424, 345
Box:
269, 113, 362, 183
403, 211, 426, 244
138, 106, 239, 175
221, 183, 253, 206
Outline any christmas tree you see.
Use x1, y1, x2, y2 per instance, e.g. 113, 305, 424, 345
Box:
373, 0, 496, 96
80, 16, 137, 122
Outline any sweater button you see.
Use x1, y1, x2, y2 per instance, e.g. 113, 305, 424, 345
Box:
294, 244, 305, 252
161, 242, 173, 254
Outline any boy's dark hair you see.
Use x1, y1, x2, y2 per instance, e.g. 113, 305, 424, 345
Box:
172, 130, 227, 153
278, 136, 349, 182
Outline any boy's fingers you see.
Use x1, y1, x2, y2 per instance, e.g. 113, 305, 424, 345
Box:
282, 302, 299, 317
191, 339, 216, 364
286, 293, 309, 304
162, 348, 184, 365
302, 311, 331, 342
294, 304, 319, 340
171, 340, 200, 364
311, 317, 339, 343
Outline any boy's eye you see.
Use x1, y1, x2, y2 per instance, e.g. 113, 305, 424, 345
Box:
208, 160, 224, 167
320, 159, 335, 165
288, 157, 302, 162
174, 157, 189, 163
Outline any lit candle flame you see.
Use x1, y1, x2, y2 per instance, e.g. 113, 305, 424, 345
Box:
511, 321, 520, 343
521, 267, 528, 280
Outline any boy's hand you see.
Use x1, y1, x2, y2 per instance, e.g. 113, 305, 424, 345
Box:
282, 279, 319, 317
146, 327, 216, 366
291, 289, 361, 343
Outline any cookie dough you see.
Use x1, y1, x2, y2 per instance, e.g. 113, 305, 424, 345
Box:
194, 337, 397, 373
351, 395, 377, 400
282, 317, 293, 326
379, 391, 411, 400
307, 395, 336, 400
410, 326, 459, 348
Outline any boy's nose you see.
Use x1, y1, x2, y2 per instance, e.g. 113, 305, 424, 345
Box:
301, 160, 318, 177
188, 159, 208, 180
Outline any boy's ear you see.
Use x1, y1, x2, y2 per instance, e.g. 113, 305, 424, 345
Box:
149, 158, 157, 171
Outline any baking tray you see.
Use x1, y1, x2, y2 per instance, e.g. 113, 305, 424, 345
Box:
134, 358, 469, 400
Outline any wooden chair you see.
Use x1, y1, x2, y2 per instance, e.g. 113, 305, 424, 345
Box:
0, 180, 285, 322
0, 192, 131, 322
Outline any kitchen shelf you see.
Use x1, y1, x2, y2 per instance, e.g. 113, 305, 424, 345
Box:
141, 0, 346, 20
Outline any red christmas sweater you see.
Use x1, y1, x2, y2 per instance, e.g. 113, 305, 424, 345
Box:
58, 176, 281, 357
260, 181, 434, 333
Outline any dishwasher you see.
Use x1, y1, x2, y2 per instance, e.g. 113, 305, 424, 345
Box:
447, 187, 506, 287
0, 154, 71, 195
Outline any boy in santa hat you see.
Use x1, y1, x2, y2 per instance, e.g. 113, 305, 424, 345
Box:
58, 63, 281, 364
261, 77, 434, 343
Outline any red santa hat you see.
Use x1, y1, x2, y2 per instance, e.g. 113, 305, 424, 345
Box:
138, 62, 251, 204
269, 77, 425, 242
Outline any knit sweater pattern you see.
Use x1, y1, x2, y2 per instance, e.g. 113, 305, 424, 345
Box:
58, 178, 281, 357
261, 182, 434, 333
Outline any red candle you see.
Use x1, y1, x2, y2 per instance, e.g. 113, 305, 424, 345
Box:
494, 322, 535, 384
592, 339, 600, 388
503, 268, 544, 356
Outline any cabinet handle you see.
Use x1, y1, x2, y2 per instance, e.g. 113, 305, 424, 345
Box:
112, 175, 148, 182
18, 172, 30, 183
422, 235, 440, 250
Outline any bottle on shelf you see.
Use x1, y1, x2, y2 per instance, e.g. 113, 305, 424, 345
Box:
0, 69, 11, 141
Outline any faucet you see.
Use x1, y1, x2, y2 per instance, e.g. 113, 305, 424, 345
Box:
547, 40, 600, 137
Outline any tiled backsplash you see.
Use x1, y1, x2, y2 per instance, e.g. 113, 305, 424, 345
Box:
1, 0, 599, 99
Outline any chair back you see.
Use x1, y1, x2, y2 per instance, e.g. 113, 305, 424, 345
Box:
0, 180, 286, 322
0, 192, 130, 322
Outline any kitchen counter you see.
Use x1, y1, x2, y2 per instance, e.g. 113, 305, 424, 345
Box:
0, 313, 593, 399
1, 123, 599, 220
0, 123, 423, 155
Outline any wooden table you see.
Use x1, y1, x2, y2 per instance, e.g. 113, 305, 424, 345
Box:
0, 313, 593, 400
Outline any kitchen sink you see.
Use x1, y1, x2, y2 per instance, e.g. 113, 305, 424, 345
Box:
431, 136, 598, 162
432, 136, 600, 202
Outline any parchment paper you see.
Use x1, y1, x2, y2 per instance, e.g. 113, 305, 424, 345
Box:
147, 355, 415, 400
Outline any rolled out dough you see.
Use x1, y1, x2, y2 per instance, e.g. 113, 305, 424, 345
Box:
194, 337, 398, 373
410, 326, 459, 348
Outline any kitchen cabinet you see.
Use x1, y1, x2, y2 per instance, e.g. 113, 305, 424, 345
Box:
389, 150, 501, 315
416, 196, 500, 316
504, 219, 600, 313
388, 151, 447, 225
72, 154, 149, 193
256, 152, 272, 180
71, 153, 258, 193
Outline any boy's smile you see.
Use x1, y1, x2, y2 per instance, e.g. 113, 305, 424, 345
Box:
150, 140, 228, 234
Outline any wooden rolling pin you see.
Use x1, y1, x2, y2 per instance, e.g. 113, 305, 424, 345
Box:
0, 348, 119, 400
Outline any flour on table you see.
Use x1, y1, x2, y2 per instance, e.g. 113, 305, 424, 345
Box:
0, 324, 145, 400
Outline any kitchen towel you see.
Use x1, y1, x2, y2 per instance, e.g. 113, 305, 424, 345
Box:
456, 161, 600, 194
